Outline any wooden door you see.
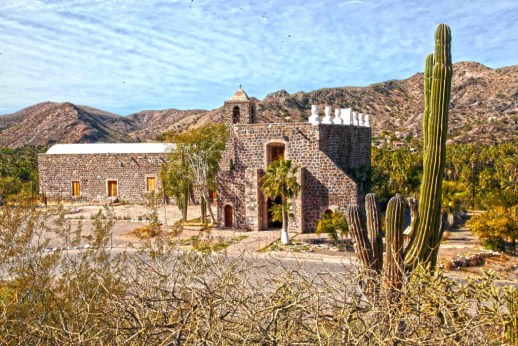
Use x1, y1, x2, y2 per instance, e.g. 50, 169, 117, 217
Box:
146, 177, 156, 191
72, 181, 80, 197
107, 180, 118, 197
224, 205, 233, 227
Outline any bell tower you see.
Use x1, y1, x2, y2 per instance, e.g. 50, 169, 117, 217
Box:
224, 86, 255, 125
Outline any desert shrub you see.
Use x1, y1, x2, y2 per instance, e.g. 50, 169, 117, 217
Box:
316, 211, 348, 243
468, 206, 517, 252
0, 199, 516, 345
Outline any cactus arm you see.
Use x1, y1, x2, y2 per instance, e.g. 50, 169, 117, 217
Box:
365, 193, 383, 273
423, 53, 434, 150
384, 194, 406, 290
346, 204, 375, 272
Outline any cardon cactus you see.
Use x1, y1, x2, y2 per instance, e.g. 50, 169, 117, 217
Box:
345, 204, 375, 272
384, 194, 406, 289
405, 23, 452, 269
365, 193, 383, 274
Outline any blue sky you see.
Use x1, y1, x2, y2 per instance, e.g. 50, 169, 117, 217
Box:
0, 0, 517, 115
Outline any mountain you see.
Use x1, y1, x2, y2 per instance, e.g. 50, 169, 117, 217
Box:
252, 62, 517, 143
0, 61, 516, 148
0, 102, 134, 147
127, 108, 210, 141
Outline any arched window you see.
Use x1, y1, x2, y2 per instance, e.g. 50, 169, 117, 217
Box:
324, 209, 333, 216
224, 205, 233, 227
232, 106, 240, 124
266, 143, 285, 166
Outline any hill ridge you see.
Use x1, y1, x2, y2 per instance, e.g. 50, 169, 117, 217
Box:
0, 61, 516, 147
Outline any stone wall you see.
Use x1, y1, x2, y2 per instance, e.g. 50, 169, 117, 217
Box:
38, 153, 167, 203
217, 122, 371, 232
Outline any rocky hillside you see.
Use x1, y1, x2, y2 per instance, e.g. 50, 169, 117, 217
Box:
0, 102, 134, 147
252, 62, 517, 143
0, 61, 516, 148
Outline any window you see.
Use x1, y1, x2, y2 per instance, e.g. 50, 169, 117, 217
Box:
232, 106, 240, 124
146, 176, 156, 192
72, 181, 80, 197
107, 180, 118, 197
267, 143, 285, 165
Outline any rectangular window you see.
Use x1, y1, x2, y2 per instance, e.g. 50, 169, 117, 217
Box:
72, 181, 80, 197
146, 177, 156, 192
107, 180, 118, 197
271, 145, 285, 163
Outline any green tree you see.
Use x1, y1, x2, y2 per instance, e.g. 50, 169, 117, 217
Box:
371, 146, 422, 202
161, 149, 190, 222
468, 206, 517, 252
261, 159, 300, 244
0, 145, 43, 201
164, 124, 228, 224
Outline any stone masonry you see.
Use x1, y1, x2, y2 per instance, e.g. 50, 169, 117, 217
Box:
38, 151, 166, 203
217, 88, 371, 233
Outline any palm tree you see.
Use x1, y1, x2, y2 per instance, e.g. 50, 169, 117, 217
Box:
261, 159, 300, 244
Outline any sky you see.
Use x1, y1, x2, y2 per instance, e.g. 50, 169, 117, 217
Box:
0, 0, 517, 116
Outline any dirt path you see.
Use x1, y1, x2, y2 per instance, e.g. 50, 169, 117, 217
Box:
438, 212, 518, 282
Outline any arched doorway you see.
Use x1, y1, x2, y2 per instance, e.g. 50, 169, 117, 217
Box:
267, 196, 282, 228
232, 106, 240, 124
324, 209, 333, 216
224, 205, 233, 227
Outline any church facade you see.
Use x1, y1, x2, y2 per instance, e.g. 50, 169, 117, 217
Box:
216, 88, 371, 233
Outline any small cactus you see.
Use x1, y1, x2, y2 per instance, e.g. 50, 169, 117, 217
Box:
365, 193, 383, 273
346, 204, 375, 272
384, 194, 406, 290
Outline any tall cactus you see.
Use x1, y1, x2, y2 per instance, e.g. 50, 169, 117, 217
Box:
346, 204, 375, 272
365, 193, 383, 274
405, 24, 452, 269
384, 194, 406, 290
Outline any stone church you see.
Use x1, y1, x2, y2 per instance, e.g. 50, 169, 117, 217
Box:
38, 87, 371, 232
216, 88, 371, 233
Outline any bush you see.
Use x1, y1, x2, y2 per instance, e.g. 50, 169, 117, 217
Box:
468, 206, 517, 252
1, 199, 517, 345
316, 211, 348, 243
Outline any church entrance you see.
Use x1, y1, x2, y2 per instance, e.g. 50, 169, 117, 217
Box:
224, 205, 233, 227
267, 196, 283, 228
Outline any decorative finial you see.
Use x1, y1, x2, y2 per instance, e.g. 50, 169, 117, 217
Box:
239, 84, 242, 90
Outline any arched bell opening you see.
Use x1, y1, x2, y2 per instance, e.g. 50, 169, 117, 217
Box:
232, 106, 240, 124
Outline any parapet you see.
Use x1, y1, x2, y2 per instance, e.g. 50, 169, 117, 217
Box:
308, 105, 371, 127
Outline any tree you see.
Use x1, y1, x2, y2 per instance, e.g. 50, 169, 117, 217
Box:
370, 146, 422, 203
161, 149, 190, 222
261, 159, 300, 244
468, 206, 517, 252
164, 124, 228, 224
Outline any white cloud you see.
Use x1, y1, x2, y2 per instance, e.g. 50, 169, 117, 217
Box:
0, 0, 516, 115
